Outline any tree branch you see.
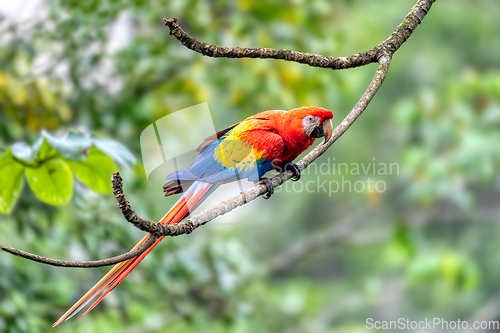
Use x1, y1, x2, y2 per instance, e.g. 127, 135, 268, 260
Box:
163, 0, 435, 68
122, 55, 391, 237
163, 17, 377, 70
112, 172, 196, 236
1, 0, 437, 266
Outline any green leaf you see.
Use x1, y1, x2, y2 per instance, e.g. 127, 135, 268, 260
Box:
42, 129, 91, 161
92, 135, 136, 167
36, 137, 57, 161
0, 149, 25, 214
67, 147, 117, 193
25, 158, 73, 206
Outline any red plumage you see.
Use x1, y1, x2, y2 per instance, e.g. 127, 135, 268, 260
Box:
53, 106, 333, 326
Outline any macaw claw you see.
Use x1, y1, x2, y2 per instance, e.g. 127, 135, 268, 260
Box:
258, 178, 274, 199
285, 163, 301, 181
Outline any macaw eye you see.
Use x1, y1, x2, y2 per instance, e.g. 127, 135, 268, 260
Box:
307, 116, 314, 122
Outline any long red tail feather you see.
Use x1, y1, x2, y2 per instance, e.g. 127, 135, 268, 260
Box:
53, 181, 212, 327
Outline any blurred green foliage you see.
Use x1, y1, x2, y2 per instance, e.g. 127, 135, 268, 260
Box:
1, 0, 499, 332
0, 130, 134, 213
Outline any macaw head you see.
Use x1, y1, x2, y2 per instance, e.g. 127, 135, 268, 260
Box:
287, 106, 334, 144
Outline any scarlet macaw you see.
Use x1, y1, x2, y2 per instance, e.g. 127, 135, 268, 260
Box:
53, 106, 333, 326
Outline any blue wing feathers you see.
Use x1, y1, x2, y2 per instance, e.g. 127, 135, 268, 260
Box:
166, 134, 273, 184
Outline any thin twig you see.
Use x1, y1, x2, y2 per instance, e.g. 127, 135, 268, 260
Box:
0, 174, 159, 268
0, 236, 157, 268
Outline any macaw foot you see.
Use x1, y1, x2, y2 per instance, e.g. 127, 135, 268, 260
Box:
285, 163, 301, 181
257, 178, 274, 199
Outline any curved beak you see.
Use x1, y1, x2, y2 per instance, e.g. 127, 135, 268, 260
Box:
322, 118, 333, 144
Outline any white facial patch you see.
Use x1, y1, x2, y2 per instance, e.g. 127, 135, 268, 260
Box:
302, 115, 321, 137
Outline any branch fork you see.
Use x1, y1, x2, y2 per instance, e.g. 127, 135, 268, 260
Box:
1, 0, 436, 268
